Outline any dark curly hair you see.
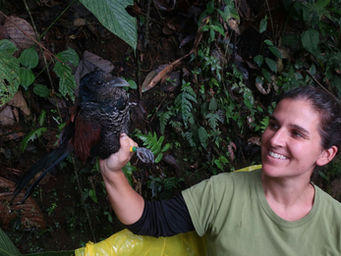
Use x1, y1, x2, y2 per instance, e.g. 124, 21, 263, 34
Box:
279, 86, 341, 155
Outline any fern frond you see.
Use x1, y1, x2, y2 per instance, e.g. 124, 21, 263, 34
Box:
182, 130, 196, 147
169, 120, 183, 133
175, 82, 197, 128
158, 110, 174, 134
134, 130, 171, 163
206, 110, 224, 130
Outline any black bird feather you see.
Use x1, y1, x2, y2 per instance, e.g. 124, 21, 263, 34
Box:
12, 70, 154, 203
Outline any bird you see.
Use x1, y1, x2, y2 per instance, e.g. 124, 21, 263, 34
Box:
11, 69, 154, 204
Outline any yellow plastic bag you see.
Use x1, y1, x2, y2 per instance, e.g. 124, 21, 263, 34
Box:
75, 229, 206, 256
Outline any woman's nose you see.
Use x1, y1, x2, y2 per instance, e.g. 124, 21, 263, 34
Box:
269, 128, 286, 147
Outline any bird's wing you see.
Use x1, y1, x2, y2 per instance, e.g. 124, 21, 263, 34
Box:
73, 116, 101, 162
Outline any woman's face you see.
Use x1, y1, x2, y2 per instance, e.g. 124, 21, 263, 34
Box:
261, 98, 329, 180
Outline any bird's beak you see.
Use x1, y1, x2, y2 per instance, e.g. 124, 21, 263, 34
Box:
107, 77, 130, 88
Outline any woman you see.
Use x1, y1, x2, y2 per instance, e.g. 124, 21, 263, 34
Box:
100, 86, 341, 255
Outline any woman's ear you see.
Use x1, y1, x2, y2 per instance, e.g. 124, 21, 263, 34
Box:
316, 146, 338, 166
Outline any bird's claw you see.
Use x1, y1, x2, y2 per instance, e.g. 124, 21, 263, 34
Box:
131, 147, 154, 163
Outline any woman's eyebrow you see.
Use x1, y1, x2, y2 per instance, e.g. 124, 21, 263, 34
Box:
270, 115, 310, 137
289, 124, 310, 137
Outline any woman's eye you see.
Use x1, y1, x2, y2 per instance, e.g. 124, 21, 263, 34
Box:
292, 130, 303, 138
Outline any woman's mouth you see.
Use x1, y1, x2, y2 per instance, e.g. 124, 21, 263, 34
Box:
268, 151, 288, 160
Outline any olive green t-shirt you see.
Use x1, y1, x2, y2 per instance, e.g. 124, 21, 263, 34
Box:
182, 170, 341, 256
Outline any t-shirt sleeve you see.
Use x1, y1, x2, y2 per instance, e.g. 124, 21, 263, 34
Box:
126, 193, 194, 237
181, 173, 235, 236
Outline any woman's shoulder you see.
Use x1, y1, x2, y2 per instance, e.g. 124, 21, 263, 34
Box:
315, 185, 341, 212
208, 168, 261, 185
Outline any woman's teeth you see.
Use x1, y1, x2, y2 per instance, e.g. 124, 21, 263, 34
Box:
269, 151, 288, 160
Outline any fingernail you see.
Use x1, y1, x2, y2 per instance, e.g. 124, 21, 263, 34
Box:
120, 133, 127, 137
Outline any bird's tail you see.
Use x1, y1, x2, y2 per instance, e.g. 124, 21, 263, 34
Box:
11, 146, 72, 204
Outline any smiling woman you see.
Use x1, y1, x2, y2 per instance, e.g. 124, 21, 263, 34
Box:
261, 98, 337, 180
261, 88, 340, 222
100, 85, 341, 256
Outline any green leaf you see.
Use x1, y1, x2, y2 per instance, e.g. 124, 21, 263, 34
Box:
211, 24, 225, 36
175, 82, 197, 128
20, 127, 47, 152
301, 29, 320, 55
253, 55, 264, 67
0, 39, 17, 55
265, 57, 277, 73
159, 110, 173, 134
0, 227, 21, 256
261, 68, 271, 82
206, 0, 215, 14
259, 15, 268, 33
264, 39, 273, 46
127, 79, 137, 89
53, 48, 79, 101
88, 189, 98, 203
161, 143, 171, 153
56, 48, 79, 67
209, 97, 217, 111
33, 84, 50, 98
122, 162, 137, 186
79, 0, 137, 50
0, 53, 20, 106
268, 46, 282, 59
206, 112, 219, 130
38, 110, 47, 126
217, 1, 240, 21
53, 62, 76, 101
154, 153, 163, 163
19, 47, 39, 69
316, 0, 330, 9
18, 67, 35, 89
198, 126, 208, 149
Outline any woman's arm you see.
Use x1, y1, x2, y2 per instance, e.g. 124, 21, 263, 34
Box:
99, 133, 144, 225
100, 133, 194, 236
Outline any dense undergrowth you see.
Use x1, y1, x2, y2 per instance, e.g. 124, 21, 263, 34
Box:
0, 0, 340, 254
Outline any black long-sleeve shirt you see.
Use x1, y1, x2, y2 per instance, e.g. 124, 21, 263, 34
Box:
126, 194, 194, 237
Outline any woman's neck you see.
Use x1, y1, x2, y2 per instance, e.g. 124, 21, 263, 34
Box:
261, 174, 315, 221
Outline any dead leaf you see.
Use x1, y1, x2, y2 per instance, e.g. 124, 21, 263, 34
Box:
0, 25, 8, 39
255, 77, 271, 95
0, 106, 15, 126
228, 142, 237, 161
228, 18, 240, 34
141, 65, 167, 92
74, 51, 115, 94
0, 176, 46, 229
141, 52, 190, 93
8, 90, 31, 116
73, 18, 86, 27
248, 137, 261, 146
4, 16, 36, 49
2, 132, 25, 141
